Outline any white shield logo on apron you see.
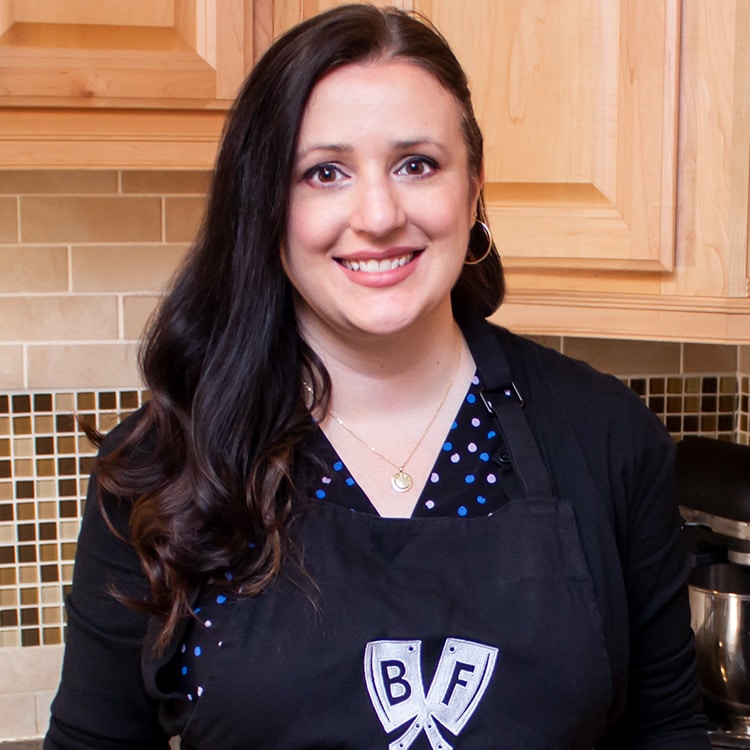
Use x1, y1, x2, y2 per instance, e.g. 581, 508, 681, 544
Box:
364, 638, 499, 750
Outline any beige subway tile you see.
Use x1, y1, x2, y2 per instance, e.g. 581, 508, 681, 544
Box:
71, 244, 186, 293
164, 196, 205, 243
0, 692, 36, 740
563, 338, 681, 376
36, 688, 58, 735
0, 170, 117, 194
123, 295, 161, 340
683, 342, 737, 373
740, 345, 750, 375
121, 170, 211, 194
0, 246, 68, 293
0, 197, 18, 244
21, 196, 161, 243
27, 342, 142, 388
0, 344, 24, 387
0, 645, 63, 694
527, 335, 562, 352
0, 296, 118, 341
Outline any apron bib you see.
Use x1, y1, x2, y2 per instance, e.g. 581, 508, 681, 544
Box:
167, 328, 613, 749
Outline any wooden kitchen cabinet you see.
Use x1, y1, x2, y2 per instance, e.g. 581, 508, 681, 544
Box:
1, 0, 748, 342
0, 0, 255, 168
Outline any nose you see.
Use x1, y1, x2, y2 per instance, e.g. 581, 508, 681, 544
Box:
349, 173, 406, 238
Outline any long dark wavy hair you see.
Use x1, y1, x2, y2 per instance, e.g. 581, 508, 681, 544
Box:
95, 3, 505, 651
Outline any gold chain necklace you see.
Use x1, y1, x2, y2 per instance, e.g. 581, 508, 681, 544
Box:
306, 338, 462, 494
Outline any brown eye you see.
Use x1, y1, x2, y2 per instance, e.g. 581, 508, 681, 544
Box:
317, 165, 337, 183
396, 157, 438, 178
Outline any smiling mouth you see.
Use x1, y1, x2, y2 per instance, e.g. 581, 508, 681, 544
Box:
337, 251, 417, 273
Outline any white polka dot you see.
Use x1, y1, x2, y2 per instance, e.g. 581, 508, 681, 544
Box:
322, 476, 331, 484
197, 686, 204, 697
467, 442, 477, 453
471, 417, 480, 427
425, 499, 436, 509
487, 474, 497, 484
430, 472, 440, 483
204, 620, 213, 628
451, 453, 460, 463
471, 375, 480, 385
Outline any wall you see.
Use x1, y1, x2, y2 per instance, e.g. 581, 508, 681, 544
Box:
0, 169, 748, 742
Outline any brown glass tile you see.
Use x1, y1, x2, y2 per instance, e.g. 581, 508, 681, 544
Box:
58, 478, 77, 497
21, 628, 40, 646
79, 456, 95, 475
11, 394, 31, 413
0, 609, 18, 627
718, 414, 735, 431
33, 393, 53, 411
20, 588, 38, 605
39, 522, 56, 541
667, 396, 682, 413
58, 500, 77, 518
77, 392, 96, 410
701, 396, 717, 412
0, 568, 16, 585
57, 457, 77, 476
720, 376, 737, 393
121, 391, 140, 409
34, 415, 55, 433
55, 414, 76, 433
684, 416, 699, 433
36, 457, 55, 476
629, 378, 646, 396
667, 378, 683, 394
649, 396, 665, 414
650, 378, 665, 395
61, 542, 77, 560
15, 481, 34, 499
56, 436, 77, 453
40, 544, 57, 561
684, 396, 700, 413
701, 415, 718, 432
685, 377, 701, 394
17, 502, 35, 520
719, 395, 737, 412
0, 503, 13, 522
17, 523, 35, 542
17, 545, 37, 563
43, 627, 63, 645
666, 415, 681, 433
98, 392, 117, 410
0, 394, 8, 413
12, 416, 32, 434
0, 460, 10, 479
41, 564, 59, 583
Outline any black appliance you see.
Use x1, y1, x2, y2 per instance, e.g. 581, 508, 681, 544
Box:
676, 436, 750, 748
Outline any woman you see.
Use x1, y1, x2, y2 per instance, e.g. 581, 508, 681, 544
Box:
45, 5, 708, 748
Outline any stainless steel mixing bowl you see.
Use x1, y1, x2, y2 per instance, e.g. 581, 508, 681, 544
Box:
689, 563, 750, 733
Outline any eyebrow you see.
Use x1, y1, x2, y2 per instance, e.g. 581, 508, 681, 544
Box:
295, 137, 446, 162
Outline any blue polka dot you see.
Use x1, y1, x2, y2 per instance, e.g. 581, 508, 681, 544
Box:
442, 442, 453, 451
457, 506, 468, 517
181, 666, 188, 676
316, 489, 326, 499
247, 542, 256, 549
477, 495, 487, 505
479, 452, 490, 462
194, 607, 201, 614
464, 474, 476, 484
487, 430, 496, 439
224, 571, 233, 581
451, 421, 458, 430
467, 394, 477, 404
333, 461, 344, 471
216, 594, 227, 605
345, 477, 355, 486
194, 646, 202, 657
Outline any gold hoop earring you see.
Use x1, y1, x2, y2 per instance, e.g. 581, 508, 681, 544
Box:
464, 220, 493, 266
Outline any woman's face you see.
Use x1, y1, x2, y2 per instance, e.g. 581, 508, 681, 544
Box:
284, 59, 481, 344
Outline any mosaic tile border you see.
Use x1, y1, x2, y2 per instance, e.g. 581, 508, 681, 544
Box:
0, 390, 147, 648
0, 375, 747, 649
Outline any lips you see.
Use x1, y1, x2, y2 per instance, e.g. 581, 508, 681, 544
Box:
337, 250, 417, 273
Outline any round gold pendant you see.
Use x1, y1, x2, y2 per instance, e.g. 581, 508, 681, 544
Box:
391, 470, 413, 493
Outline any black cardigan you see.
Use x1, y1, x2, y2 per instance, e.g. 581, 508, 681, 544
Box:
44, 320, 709, 748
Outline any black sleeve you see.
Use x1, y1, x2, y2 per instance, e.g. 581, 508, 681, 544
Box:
501, 330, 709, 748
615, 404, 708, 748
44, 420, 170, 749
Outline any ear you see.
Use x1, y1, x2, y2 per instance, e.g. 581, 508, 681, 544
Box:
470, 166, 484, 218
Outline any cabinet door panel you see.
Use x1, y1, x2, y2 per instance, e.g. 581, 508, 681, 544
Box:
419, 0, 680, 272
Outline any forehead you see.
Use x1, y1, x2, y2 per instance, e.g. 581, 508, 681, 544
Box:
297, 59, 465, 148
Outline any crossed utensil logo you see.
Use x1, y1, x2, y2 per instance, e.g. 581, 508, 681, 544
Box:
364, 638, 499, 750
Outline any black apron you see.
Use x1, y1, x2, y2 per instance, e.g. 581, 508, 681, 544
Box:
156, 325, 613, 749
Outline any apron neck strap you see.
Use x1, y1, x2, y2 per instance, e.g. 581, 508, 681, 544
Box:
459, 315, 553, 499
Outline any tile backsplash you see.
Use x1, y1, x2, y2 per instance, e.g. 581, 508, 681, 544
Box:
0, 169, 748, 741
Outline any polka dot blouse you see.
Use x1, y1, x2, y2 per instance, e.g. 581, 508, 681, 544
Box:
171, 371, 510, 703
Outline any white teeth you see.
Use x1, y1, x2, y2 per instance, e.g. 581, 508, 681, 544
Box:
341, 252, 413, 273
